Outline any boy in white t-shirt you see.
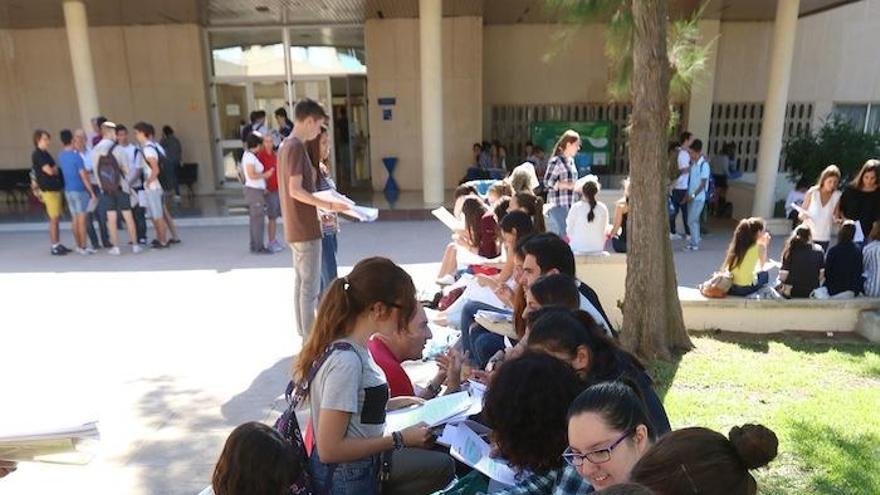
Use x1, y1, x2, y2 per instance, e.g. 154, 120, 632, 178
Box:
684, 139, 710, 251
133, 122, 172, 248
670, 131, 693, 240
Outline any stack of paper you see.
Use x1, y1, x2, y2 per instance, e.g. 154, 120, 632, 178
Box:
0, 422, 100, 465
384, 392, 473, 434
442, 422, 517, 486
314, 190, 379, 223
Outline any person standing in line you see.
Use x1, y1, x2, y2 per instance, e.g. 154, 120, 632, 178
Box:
278, 98, 348, 337
76, 128, 110, 250
31, 130, 70, 255
92, 121, 140, 255
684, 139, 710, 251
544, 130, 581, 236
838, 159, 880, 247
242, 132, 273, 254
58, 129, 97, 255
160, 125, 183, 202
133, 122, 171, 248
800, 165, 842, 252
308, 126, 341, 294
116, 125, 147, 245
670, 131, 693, 240
256, 131, 284, 253
275, 107, 293, 138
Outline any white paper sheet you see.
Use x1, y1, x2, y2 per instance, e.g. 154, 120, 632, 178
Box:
314, 190, 379, 222
446, 423, 517, 486
432, 207, 463, 232
0, 422, 100, 465
384, 392, 473, 433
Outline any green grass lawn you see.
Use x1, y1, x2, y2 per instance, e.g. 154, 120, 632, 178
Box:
650, 333, 880, 495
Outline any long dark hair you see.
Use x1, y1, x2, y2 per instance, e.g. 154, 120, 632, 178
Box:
461, 197, 487, 249
781, 224, 813, 265
582, 179, 600, 223
724, 217, 765, 271
514, 192, 546, 233
568, 381, 657, 443
305, 126, 328, 176
212, 422, 299, 495
294, 257, 416, 385
529, 274, 579, 309
500, 210, 534, 240
849, 159, 879, 190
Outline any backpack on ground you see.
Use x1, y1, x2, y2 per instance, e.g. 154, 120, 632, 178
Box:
144, 143, 172, 190
274, 342, 355, 495
97, 144, 124, 194
699, 271, 732, 298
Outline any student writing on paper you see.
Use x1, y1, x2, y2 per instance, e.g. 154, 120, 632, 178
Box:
294, 258, 453, 495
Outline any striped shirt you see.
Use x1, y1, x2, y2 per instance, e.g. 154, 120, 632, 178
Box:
863, 241, 880, 297
544, 155, 579, 208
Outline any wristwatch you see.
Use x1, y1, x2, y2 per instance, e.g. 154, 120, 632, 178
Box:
426, 381, 442, 397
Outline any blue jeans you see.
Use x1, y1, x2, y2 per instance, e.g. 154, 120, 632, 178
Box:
470, 327, 507, 369
86, 189, 110, 248
545, 205, 569, 237
729, 271, 769, 297
320, 233, 339, 295
669, 189, 690, 236
310, 450, 380, 495
459, 300, 510, 358
687, 198, 705, 247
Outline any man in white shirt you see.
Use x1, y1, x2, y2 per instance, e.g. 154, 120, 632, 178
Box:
133, 121, 171, 248
116, 125, 147, 245
92, 121, 140, 255
75, 128, 111, 250
684, 139, 710, 251
670, 131, 693, 240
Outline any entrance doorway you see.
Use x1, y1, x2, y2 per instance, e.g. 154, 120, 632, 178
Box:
330, 75, 370, 194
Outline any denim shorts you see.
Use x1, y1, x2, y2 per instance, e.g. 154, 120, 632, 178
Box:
310, 451, 380, 495
143, 189, 164, 218
265, 190, 281, 219
65, 190, 90, 215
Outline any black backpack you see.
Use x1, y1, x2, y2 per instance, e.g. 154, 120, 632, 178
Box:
97, 144, 123, 194
144, 143, 171, 190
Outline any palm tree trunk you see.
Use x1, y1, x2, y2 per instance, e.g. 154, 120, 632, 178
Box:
621, 0, 693, 361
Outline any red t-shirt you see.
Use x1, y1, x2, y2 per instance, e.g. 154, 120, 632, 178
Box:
256, 148, 279, 191
367, 337, 415, 398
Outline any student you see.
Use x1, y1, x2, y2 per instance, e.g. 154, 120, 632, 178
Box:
824, 220, 863, 296
256, 132, 284, 253
862, 221, 880, 297
527, 308, 671, 436
508, 161, 540, 194
516, 233, 615, 336
308, 126, 341, 293
488, 181, 514, 206
610, 179, 630, 253
92, 121, 140, 255
278, 98, 348, 337
296, 257, 454, 495
511, 192, 547, 233
160, 125, 182, 201
482, 353, 591, 494
800, 165, 842, 252
778, 225, 825, 298
710, 141, 734, 216
32, 130, 69, 255
76, 128, 110, 250
242, 132, 274, 254
568, 175, 609, 254
838, 159, 880, 246
116, 125, 147, 245
58, 129, 96, 255
206, 421, 299, 495
630, 424, 779, 495
453, 183, 479, 218
723, 218, 771, 297
784, 178, 810, 230
133, 122, 171, 249
436, 197, 499, 284
368, 306, 462, 399
274, 106, 294, 138
684, 139, 710, 251
669, 131, 693, 240
544, 130, 581, 236
523, 273, 581, 321
565, 382, 656, 491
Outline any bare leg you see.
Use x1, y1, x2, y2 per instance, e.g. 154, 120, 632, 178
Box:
49, 217, 60, 244
74, 214, 87, 248
106, 210, 119, 248
437, 243, 458, 278
121, 210, 137, 244
152, 217, 168, 245
163, 204, 178, 240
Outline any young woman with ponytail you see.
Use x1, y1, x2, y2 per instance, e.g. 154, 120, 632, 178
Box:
511, 191, 547, 233
778, 224, 825, 298
296, 257, 454, 494
566, 175, 610, 254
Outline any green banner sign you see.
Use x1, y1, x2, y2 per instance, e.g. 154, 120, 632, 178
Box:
530, 121, 613, 177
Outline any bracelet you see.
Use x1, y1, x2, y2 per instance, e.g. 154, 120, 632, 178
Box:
391, 430, 404, 450
426, 382, 442, 396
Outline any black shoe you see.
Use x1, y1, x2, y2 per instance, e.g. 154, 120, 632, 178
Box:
138, 239, 148, 246
251, 247, 272, 255
151, 239, 168, 249
51, 245, 68, 256
58, 244, 72, 253
168, 238, 181, 245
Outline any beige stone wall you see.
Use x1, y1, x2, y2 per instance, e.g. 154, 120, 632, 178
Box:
0, 24, 215, 193
365, 17, 482, 191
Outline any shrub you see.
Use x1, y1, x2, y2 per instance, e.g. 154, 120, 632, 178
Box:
783, 117, 880, 184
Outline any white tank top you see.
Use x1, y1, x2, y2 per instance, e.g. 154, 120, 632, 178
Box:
805, 188, 841, 242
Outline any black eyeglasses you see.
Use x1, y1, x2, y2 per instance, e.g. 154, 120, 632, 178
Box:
562, 430, 633, 466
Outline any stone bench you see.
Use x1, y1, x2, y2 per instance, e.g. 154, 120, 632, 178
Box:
678, 286, 880, 341
575, 253, 627, 329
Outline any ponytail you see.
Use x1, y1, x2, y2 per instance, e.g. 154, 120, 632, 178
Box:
582, 180, 599, 223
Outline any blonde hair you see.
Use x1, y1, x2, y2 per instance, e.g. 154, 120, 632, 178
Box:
815, 165, 841, 189
552, 130, 581, 156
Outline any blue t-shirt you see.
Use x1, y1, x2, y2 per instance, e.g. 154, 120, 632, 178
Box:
58, 149, 87, 192
687, 156, 710, 201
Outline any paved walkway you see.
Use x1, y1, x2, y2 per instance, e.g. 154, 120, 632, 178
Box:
0, 219, 781, 494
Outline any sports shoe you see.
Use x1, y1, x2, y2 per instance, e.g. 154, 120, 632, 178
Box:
85, 247, 97, 254
268, 239, 285, 253
436, 274, 456, 286
132, 245, 144, 254
58, 244, 73, 253
151, 239, 168, 249
168, 238, 182, 245
252, 247, 273, 255
108, 246, 121, 255
669, 233, 682, 240
685, 244, 700, 251
75, 247, 89, 255
51, 245, 68, 256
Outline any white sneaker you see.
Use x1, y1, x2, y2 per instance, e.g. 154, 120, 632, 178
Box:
85, 247, 97, 254
132, 245, 143, 254
436, 274, 456, 286
669, 233, 682, 240
269, 240, 284, 253
75, 247, 89, 255
108, 246, 121, 256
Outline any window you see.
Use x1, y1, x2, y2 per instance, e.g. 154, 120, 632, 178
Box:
210, 30, 285, 77
831, 103, 880, 134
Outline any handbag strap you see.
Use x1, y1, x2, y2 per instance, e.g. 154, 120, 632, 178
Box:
287, 342, 356, 407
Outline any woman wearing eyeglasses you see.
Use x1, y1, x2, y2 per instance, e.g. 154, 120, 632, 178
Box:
565, 381, 657, 491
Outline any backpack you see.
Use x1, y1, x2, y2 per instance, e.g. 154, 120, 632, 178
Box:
144, 143, 171, 190
699, 271, 733, 298
97, 144, 124, 194
274, 341, 356, 495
